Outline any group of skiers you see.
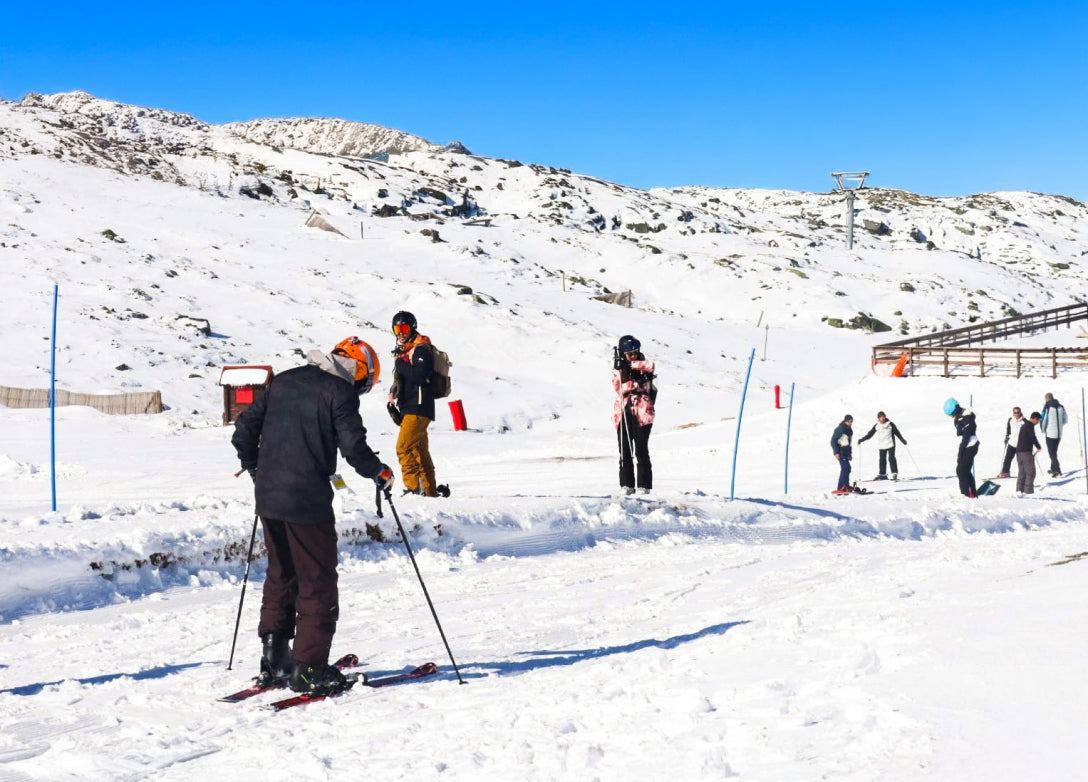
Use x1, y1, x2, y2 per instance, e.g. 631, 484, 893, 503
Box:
230, 312, 446, 697
830, 411, 908, 494
229, 310, 1070, 695
831, 393, 1068, 499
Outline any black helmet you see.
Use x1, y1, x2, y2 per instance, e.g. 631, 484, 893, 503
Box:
618, 335, 641, 354
392, 311, 417, 331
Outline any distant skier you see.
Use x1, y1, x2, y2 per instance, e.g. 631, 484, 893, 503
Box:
232, 336, 394, 696
856, 411, 907, 480
388, 311, 447, 497
943, 398, 978, 498
1014, 412, 1042, 494
612, 335, 656, 494
830, 414, 854, 494
1040, 393, 1067, 477
998, 406, 1026, 478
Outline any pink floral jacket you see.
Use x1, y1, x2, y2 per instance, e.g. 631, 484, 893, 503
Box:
612, 358, 656, 428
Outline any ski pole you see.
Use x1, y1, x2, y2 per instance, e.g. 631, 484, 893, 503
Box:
383, 487, 465, 684
227, 512, 260, 670
903, 444, 921, 475
616, 363, 633, 490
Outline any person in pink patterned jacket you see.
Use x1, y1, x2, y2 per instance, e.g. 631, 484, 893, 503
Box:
612, 335, 657, 494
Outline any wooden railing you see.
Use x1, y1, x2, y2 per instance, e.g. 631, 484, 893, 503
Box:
872, 302, 1088, 378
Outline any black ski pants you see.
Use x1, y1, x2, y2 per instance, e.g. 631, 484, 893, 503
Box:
258, 517, 339, 668
957, 443, 979, 497
618, 411, 652, 490
877, 447, 898, 477
1001, 444, 1016, 475
1046, 437, 1061, 475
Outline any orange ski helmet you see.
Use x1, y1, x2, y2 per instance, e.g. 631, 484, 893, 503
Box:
332, 336, 380, 394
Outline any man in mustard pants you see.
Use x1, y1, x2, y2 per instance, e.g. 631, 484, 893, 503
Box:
388, 311, 445, 497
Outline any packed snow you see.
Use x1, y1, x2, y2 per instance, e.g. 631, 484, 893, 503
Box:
1, 92, 1087, 781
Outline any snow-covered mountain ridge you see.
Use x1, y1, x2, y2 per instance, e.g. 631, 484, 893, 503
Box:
2, 90, 1087, 420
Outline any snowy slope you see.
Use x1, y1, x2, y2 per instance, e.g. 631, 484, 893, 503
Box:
1, 92, 1088, 781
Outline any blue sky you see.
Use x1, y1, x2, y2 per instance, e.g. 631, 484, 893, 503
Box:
3, 1, 1086, 200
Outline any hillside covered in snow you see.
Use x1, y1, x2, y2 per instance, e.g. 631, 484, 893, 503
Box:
1, 91, 1087, 781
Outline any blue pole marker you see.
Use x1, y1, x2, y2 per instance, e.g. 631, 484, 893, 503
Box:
50, 284, 58, 512
784, 382, 796, 494
729, 348, 756, 501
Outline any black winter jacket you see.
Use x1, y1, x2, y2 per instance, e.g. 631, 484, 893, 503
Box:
232, 362, 384, 525
954, 411, 978, 454
391, 339, 436, 421
1015, 419, 1041, 453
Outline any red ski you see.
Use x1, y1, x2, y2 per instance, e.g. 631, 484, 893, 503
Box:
268, 662, 439, 712
218, 653, 359, 703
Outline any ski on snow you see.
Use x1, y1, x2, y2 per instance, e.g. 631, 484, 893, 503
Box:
267, 662, 439, 712
218, 653, 359, 703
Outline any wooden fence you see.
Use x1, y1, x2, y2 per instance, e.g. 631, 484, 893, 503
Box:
872, 302, 1088, 378
0, 386, 164, 415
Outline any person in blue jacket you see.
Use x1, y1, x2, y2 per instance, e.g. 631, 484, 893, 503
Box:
830, 414, 854, 493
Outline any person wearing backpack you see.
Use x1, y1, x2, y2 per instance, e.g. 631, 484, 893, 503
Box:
388, 311, 447, 497
612, 335, 656, 494
1040, 392, 1068, 477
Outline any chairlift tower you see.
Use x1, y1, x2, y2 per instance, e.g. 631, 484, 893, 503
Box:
831, 171, 869, 250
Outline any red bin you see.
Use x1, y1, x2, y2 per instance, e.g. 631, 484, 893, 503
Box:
448, 399, 467, 431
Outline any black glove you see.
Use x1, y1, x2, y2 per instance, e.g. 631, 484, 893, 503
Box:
374, 465, 395, 491
613, 347, 628, 371
247, 468, 257, 483
387, 401, 403, 426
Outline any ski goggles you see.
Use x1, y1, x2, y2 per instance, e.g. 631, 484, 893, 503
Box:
393, 323, 412, 336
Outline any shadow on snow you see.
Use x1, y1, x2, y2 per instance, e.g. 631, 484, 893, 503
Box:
2, 662, 204, 696
458, 620, 749, 680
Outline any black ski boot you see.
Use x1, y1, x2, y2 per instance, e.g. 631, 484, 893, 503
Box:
256, 633, 292, 687
289, 661, 350, 696
436, 484, 450, 498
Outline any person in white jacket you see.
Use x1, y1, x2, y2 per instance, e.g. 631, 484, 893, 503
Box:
856, 411, 908, 480
1040, 393, 1068, 476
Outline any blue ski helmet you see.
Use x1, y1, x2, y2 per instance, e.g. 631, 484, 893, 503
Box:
942, 398, 960, 416
618, 335, 641, 354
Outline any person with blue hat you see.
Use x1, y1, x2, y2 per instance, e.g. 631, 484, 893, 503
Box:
943, 398, 978, 498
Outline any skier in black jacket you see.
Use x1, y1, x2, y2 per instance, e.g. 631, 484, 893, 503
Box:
943, 398, 978, 498
1014, 412, 1042, 494
232, 337, 393, 696
830, 414, 854, 493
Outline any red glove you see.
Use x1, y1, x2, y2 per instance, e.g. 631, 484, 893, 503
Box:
374, 465, 395, 491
